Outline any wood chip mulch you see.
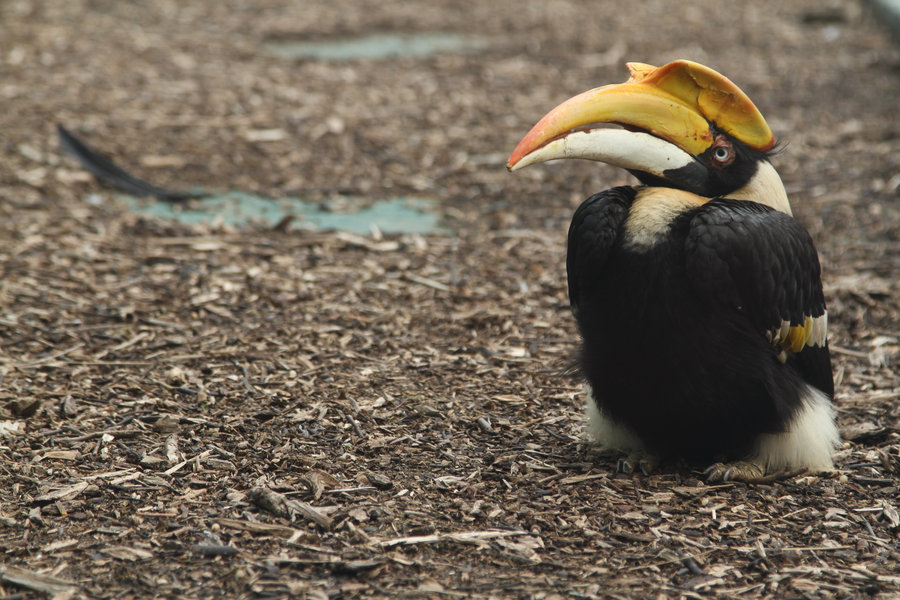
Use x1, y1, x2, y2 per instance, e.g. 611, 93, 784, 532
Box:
1, 1, 898, 598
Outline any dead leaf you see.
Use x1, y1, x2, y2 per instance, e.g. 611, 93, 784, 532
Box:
882, 501, 900, 529
101, 546, 154, 561
37, 450, 80, 461
301, 469, 340, 500
34, 481, 89, 504
0, 565, 75, 594
0, 421, 25, 437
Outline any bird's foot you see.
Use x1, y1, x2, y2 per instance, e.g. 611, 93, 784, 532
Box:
704, 461, 763, 483
704, 461, 807, 483
616, 453, 658, 476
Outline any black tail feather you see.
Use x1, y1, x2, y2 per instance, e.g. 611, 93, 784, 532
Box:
57, 124, 206, 201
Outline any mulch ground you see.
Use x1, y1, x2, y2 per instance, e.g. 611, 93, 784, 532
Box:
1, 1, 898, 598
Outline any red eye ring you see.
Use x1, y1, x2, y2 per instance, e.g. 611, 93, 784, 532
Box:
710, 137, 735, 167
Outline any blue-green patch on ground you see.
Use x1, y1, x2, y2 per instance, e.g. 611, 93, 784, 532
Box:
264, 32, 488, 61
120, 192, 446, 235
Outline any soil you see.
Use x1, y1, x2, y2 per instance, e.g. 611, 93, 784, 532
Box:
1, 1, 898, 598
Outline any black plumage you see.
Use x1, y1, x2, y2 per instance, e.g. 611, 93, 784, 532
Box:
567, 186, 832, 464
506, 60, 840, 478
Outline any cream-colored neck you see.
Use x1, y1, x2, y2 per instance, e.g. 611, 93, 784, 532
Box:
727, 161, 792, 216
624, 187, 707, 249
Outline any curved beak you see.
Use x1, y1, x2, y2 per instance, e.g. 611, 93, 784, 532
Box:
507, 60, 775, 173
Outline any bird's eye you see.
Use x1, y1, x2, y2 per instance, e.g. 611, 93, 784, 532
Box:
710, 138, 735, 167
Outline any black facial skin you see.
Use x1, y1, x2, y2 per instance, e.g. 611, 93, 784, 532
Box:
628, 126, 776, 198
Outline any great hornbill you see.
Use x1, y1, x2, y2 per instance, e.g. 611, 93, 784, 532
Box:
507, 60, 839, 482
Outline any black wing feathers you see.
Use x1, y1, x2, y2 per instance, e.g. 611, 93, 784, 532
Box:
685, 200, 825, 332
685, 199, 832, 396
566, 187, 636, 314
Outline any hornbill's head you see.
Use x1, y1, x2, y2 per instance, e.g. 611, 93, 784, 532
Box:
507, 60, 790, 214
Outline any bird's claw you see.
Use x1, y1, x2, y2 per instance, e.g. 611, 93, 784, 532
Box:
616, 457, 633, 474
704, 461, 763, 482
704, 461, 806, 483
617, 454, 658, 476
